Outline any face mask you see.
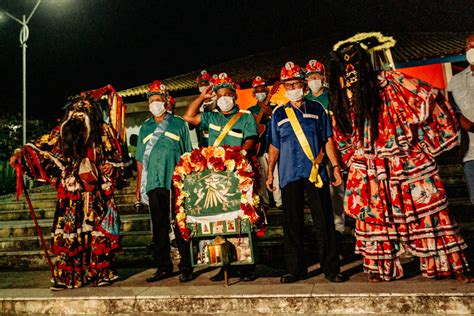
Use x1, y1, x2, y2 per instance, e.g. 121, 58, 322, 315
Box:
198, 86, 207, 93
149, 101, 166, 117
308, 79, 322, 93
217, 96, 235, 112
467, 48, 474, 65
285, 88, 304, 102
255, 92, 267, 102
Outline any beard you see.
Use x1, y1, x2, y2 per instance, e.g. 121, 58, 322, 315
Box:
60, 112, 91, 159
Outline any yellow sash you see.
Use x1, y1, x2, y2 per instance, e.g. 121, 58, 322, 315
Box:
213, 112, 244, 147
284, 106, 324, 188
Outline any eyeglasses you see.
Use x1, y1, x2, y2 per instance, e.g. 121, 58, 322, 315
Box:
283, 81, 304, 90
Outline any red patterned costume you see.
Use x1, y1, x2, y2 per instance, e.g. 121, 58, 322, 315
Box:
329, 35, 469, 280
16, 89, 129, 289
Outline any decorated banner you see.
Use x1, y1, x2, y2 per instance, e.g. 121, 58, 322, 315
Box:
172, 145, 260, 241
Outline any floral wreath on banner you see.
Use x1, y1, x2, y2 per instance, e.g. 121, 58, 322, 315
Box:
172, 145, 260, 241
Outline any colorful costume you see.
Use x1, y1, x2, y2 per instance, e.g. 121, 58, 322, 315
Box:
18, 94, 127, 288
329, 34, 469, 280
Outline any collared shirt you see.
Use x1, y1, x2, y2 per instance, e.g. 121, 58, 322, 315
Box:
136, 114, 192, 192
305, 90, 330, 111
448, 67, 474, 162
199, 106, 258, 147
270, 100, 332, 188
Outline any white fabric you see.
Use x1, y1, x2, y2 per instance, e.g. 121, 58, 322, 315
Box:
186, 210, 244, 224
448, 67, 474, 162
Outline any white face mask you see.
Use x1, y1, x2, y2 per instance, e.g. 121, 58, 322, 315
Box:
308, 79, 322, 94
149, 101, 166, 117
217, 96, 235, 112
198, 86, 208, 93
255, 92, 267, 102
285, 88, 304, 102
466, 48, 474, 65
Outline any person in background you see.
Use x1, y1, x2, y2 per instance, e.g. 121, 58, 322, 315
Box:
248, 76, 281, 209
305, 59, 345, 235
448, 34, 474, 205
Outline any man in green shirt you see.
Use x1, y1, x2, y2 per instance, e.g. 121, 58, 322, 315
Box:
304, 60, 345, 234
183, 72, 258, 281
183, 72, 258, 151
136, 80, 194, 283
304, 59, 330, 110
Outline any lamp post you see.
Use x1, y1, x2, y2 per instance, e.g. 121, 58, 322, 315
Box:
2, 0, 42, 145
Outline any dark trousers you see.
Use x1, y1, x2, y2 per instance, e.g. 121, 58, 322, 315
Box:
147, 188, 192, 274
281, 178, 340, 277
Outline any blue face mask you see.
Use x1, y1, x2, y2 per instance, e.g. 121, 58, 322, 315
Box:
255, 92, 267, 102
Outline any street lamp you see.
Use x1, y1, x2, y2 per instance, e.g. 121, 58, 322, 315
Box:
1, 0, 42, 145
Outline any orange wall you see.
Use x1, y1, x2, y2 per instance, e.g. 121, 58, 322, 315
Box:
237, 63, 446, 109
397, 63, 446, 89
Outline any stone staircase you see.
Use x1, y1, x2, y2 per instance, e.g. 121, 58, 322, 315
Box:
0, 148, 473, 270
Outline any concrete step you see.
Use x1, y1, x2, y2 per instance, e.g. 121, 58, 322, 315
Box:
0, 281, 473, 314
0, 230, 153, 252
0, 193, 137, 211
0, 246, 157, 271
0, 202, 142, 222
0, 214, 151, 239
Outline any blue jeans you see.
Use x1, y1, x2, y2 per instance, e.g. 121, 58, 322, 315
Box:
464, 160, 474, 205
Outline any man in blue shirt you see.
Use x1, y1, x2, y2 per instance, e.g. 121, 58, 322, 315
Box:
266, 62, 345, 283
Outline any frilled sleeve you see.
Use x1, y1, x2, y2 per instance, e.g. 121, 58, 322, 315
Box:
19, 125, 65, 186
376, 71, 458, 158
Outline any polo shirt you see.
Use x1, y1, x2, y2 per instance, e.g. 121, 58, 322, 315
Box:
136, 114, 192, 192
199, 106, 258, 147
269, 100, 332, 188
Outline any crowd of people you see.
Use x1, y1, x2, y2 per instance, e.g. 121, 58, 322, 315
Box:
9, 33, 474, 290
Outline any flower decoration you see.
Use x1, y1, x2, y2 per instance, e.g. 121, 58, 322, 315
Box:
305, 59, 326, 76
196, 70, 212, 84
252, 76, 266, 88
173, 145, 260, 241
210, 72, 237, 92
280, 61, 305, 81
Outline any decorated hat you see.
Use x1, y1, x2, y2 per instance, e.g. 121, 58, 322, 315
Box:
305, 59, 326, 76
211, 72, 236, 91
252, 76, 266, 88
196, 70, 212, 84
147, 80, 168, 98
280, 61, 305, 81
168, 95, 176, 106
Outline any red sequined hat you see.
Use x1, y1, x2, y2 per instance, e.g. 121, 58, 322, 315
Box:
196, 70, 212, 84
280, 61, 305, 81
305, 59, 326, 76
210, 72, 236, 91
252, 76, 266, 88
147, 80, 168, 98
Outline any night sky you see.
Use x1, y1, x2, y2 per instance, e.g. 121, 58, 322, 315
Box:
1, 0, 473, 120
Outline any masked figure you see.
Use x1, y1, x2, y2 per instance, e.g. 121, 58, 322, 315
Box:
329, 33, 471, 282
11, 94, 128, 290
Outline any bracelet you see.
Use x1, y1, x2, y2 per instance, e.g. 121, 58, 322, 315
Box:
332, 164, 341, 170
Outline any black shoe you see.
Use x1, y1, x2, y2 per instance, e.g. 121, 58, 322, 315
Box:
325, 273, 346, 283
280, 274, 299, 283
146, 269, 173, 282
50, 283, 68, 291
240, 271, 256, 282
179, 272, 194, 283
210, 268, 226, 282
